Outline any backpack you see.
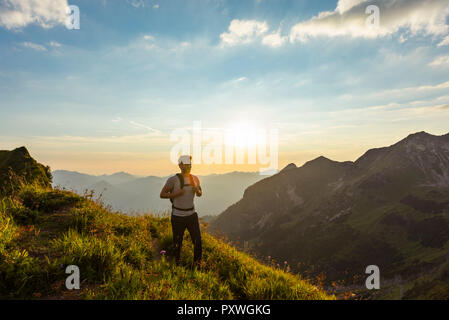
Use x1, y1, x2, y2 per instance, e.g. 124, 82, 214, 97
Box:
170, 174, 194, 211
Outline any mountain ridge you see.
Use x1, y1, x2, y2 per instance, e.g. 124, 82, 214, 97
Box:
211, 131, 449, 299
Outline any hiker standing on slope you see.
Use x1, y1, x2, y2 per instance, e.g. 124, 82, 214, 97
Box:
160, 155, 203, 267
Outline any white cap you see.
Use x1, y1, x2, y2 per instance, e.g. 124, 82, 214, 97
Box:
178, 155, 192, 165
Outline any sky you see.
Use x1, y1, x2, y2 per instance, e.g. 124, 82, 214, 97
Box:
1, 0, 449, 176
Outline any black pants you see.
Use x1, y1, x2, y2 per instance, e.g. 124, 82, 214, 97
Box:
171, 212, 202, 264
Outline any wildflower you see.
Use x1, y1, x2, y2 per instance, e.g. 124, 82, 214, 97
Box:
267, 256, 271, 260
284, 261, 288, 265
160, 250, 166, 255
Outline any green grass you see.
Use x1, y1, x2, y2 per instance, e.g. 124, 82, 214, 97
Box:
0, 185, 334, 300
0, 147, 52, 196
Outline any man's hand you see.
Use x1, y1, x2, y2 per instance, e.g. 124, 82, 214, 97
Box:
193, 186, 202, 197
175, 188, 185, 197
160, 185, 184, 199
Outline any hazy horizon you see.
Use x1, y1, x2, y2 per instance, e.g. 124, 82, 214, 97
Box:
51, 167, 264, 178
3, 129, 448, 176
13, 129, 445, 176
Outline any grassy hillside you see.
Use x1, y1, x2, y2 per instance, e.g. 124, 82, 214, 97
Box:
0, 184, 333, 300
0, 147, 52, 196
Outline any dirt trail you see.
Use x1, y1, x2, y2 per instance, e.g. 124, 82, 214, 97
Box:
18, 207, 71, 261
14, 207, 86, 299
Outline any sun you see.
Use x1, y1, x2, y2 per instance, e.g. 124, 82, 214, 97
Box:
225, 122, 260, 148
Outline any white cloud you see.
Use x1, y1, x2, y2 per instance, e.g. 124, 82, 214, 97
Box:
340, 80, 449, 107
262, 29, 287, 48
438, 35, 449, 47
153, 4, 159, 9
49, 41, 61, 47
22, 41, 47, 51
0, 0, 68, 30
220, 19, 288, 48
290, 0, 449, 43
233, 77, 247, 83
336, 0, 368, 14
414, 81, 449, 91
143, 34, 155, 41
220, 19, 269, 46
128, 0, 145, 8
331, 101, 449, 121
429, 55, 449, 68
24, 132, 165, 146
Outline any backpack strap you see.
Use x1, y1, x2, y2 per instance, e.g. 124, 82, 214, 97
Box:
176, 173, 185, 188
177, 173, 195, 187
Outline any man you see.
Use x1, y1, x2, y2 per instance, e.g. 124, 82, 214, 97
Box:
160, 155, 203, 268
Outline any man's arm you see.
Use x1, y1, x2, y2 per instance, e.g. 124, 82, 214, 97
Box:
160, 179, 184, 199
192, 176, 202, 197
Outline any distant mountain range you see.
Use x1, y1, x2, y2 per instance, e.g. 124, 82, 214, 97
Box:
211, 131, 449, 299
52, 170, 266, 217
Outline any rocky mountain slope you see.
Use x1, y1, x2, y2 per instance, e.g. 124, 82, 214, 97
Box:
211, 132, 449, 299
